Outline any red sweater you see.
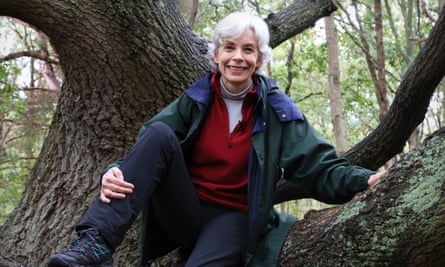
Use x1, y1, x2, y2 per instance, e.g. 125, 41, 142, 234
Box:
187, 75, 257, 212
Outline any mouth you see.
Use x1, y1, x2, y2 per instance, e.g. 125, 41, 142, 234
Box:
227, 65, 248, 71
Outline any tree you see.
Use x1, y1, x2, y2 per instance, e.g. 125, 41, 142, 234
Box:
0, 0, 444, 266
325, 14, 348, 155
343, 0, 445, 170
0, 18, 58, 224
279, 128, 445, 266
336, 0, 390, 124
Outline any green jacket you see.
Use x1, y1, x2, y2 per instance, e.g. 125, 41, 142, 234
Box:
107, 73, 374, 266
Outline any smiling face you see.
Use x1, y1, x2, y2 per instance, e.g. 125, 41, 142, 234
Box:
213, 28, 262, 93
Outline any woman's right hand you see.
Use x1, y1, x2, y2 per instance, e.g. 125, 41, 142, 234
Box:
100, 167, 134, 203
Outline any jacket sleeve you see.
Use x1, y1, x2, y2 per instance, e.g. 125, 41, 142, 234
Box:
280, 116, 374, 204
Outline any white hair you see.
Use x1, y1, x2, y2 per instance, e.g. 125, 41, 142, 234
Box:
207, 12, 272, 74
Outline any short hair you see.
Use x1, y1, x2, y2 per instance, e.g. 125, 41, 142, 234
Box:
207, 12, 272, 74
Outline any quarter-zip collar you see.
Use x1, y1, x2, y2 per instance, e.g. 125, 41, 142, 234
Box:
184, 73, 304, 125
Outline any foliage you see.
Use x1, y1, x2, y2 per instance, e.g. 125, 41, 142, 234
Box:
0, 63, 27, 225
274, 31, 334, 138
0, 18, 56, 225
0, 0, 443, 225
335, 0, 442, 142
191, 0, 443, 217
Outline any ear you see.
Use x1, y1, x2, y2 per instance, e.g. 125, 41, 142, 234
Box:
255, 55, 262, 68
213, 51, 219, 64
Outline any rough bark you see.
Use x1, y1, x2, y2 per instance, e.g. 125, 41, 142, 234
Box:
0, 0, 208, 265
0, 0, 444, 266
265, 0, 337, 48
0, 0, 339, 265
279, 127, 445, 266
120, 128, 445, 266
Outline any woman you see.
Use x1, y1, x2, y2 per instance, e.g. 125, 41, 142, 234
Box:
48, 11, 383, 267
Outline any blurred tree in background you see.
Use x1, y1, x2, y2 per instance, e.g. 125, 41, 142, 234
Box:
0, 0, 443, 225
0, 0, 444, 265
0, 18, 59, 223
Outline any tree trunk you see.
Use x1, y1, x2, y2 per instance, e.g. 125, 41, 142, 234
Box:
284, 39, 295, 96
443, 80, 445, 125
325, 14, 348, 155
0, 0, 444, 266
0, 0, 208, 265
1, 0, 444, 265
374, 0, 389, 122
115, 129, 445, 266
442, 0, 445, 129
176, 0, 198, 29
0, 0, 340, 265
279, 127, 445, 266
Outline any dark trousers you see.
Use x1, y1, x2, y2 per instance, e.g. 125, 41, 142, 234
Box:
79, 122, 247, 266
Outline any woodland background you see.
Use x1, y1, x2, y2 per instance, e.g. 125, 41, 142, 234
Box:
0, 0, 444, 266
1, 0, 443, 224
0, 0, 445, 224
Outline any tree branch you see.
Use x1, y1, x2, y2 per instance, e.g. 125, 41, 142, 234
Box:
20, 86, 60, 94
265, 0, 337, 48
421, 0, 437, 23
0, 50, 59, 64
344, 4, 445, 169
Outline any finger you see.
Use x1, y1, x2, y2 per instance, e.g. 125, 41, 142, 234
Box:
368, 171, 386, 186
110, 167, 124, 180
106, 182, 134, 194
100, 190, 111, 203
102, 175, 134, 191
102, 188, 127, 199
111, 178, 135, 190
107, 168, 134, 190
101, 168, 122, 185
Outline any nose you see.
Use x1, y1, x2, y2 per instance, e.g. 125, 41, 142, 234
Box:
232, 48, 243, 60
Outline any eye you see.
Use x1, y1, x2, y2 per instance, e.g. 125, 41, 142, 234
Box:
244, 46, 256, 53
223, 43, 235, 51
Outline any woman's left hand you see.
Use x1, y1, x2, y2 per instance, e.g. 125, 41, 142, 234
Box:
368, 170, 387, 186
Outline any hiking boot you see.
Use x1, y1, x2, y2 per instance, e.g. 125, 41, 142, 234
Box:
47, 228, 112, 267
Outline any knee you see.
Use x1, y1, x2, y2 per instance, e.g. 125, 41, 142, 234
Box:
138, 122, 177, 146
148, 121, 174, 136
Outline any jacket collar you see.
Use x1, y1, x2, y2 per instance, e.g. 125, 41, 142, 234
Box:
184, 73, 214, 104
184, 73, 304, 122
257, 75, 304, 122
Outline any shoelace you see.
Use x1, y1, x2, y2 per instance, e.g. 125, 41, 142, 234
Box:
66, 230, 97, 253
65, 229, 110, 261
